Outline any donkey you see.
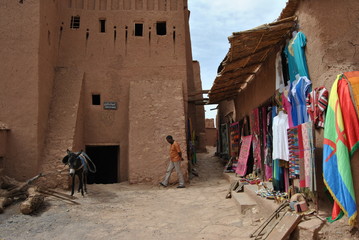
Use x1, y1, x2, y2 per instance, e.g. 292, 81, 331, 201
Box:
62, 149, 90, 196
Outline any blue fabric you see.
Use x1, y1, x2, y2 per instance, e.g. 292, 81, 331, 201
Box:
284, 44, 298, 83
292, 32, 309, 79
283, 32, 309, 82
289, 76, 312, 126
323, 145, 357, 219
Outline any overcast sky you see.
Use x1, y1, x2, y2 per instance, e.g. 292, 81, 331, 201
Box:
187, 0, 288, 120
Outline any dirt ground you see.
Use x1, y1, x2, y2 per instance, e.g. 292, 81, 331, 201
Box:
0, 147, 260, 240
1, 147, 359, 240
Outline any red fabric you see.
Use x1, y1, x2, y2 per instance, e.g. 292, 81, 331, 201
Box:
251, 108, 262, 170
331, 201, 341, 220
298, 124, 306, 188
338, 76, 359, 155
306, 87, 328, 128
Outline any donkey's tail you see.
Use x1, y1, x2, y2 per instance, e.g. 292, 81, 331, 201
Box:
79, 153, 97, 173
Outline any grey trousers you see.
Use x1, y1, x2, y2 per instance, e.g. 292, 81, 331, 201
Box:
162, 161, 185, 186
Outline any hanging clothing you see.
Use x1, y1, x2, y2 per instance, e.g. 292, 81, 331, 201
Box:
220, 124, 229, 155
301, 121, 316, 191
251, 108, 262, 171
290, 76, 312, 126
264, 107, 273, 180
297, 124, 307, 188
282, 90, 294, 128
306, 87, 329, 128
323, 74, 359, 226
236, 135, 253, 176
290, 32, 309, 78
288, 126, 300, 179
284, 41, 298, 83
342, 71, 359, 126
272, 111, 289, 161
275, 50, 285, 90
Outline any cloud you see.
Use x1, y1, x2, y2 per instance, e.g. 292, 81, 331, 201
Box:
188, 0, 287, 85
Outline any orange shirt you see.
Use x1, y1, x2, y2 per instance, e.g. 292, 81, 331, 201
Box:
169, 141, 182, 162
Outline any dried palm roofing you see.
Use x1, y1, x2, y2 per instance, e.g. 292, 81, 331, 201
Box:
208, 1, 299, 104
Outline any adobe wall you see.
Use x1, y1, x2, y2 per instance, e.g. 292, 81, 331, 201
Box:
217, 99, 235, 125
205, 128, 217, 147
54, 0, 191, 182
295, 0, 359, 214
38, 0, 59, 168
191, 61, 206, 151
0, 0, 41, 180
128, 79, 187, 184
205, 119, 215, 128
0, 0, 198, 184
233, 54, 276, 121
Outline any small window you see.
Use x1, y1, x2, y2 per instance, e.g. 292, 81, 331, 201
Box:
134, 23, 143, 36
92, 94, 101, 105
156, 21, 166, 35
99, 19, 106, 33
70, 16, 80, 29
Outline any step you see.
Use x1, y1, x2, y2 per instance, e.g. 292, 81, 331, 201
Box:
223, 172, 280, 217
231, 191, 257, 214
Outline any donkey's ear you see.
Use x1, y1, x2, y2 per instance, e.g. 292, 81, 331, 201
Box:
62, 155, 69, 164
67, 149, 71, 154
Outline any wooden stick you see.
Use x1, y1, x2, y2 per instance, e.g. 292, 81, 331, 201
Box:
250, 202, 289, 238
38, 189, 80, 205
260, 209, 289, 240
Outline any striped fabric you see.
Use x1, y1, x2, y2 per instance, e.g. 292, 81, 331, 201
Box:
287, 126, 300, 179
306, 86, 329, 128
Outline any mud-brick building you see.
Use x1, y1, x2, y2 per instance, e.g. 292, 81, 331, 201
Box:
210, 0, 359, 223
0, 0, 205, 186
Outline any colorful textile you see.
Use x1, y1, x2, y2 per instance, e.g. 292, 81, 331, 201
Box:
287, 122, 315, 190
323, 74, 359, 226
273, 159, 285, 192
297, 124, 306, 188
290, 76, 312, 126
282, 90, 294, 128
306, 87, 329, 128
251, 108, 262, 170
301, 122, 315, 190
220, 124, 229, 155
344, 71, 359, 116
230, 122, 240, 158
264, 107, 274, 180
287, 126, 300, 179
236, 135, 253, 176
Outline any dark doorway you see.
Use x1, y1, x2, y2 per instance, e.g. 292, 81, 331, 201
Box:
86, 145, 119, 184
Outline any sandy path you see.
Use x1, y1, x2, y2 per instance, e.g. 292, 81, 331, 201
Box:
0, 147, 257, 240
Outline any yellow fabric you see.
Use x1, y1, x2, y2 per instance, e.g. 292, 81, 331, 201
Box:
346, 73, 359, 115
169, 141, 181, 162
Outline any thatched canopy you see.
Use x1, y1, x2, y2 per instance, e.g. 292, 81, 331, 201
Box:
208, 0, 300, 104
208, 16, 297, 103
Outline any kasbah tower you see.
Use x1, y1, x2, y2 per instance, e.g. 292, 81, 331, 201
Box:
0, 0, 206, 187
